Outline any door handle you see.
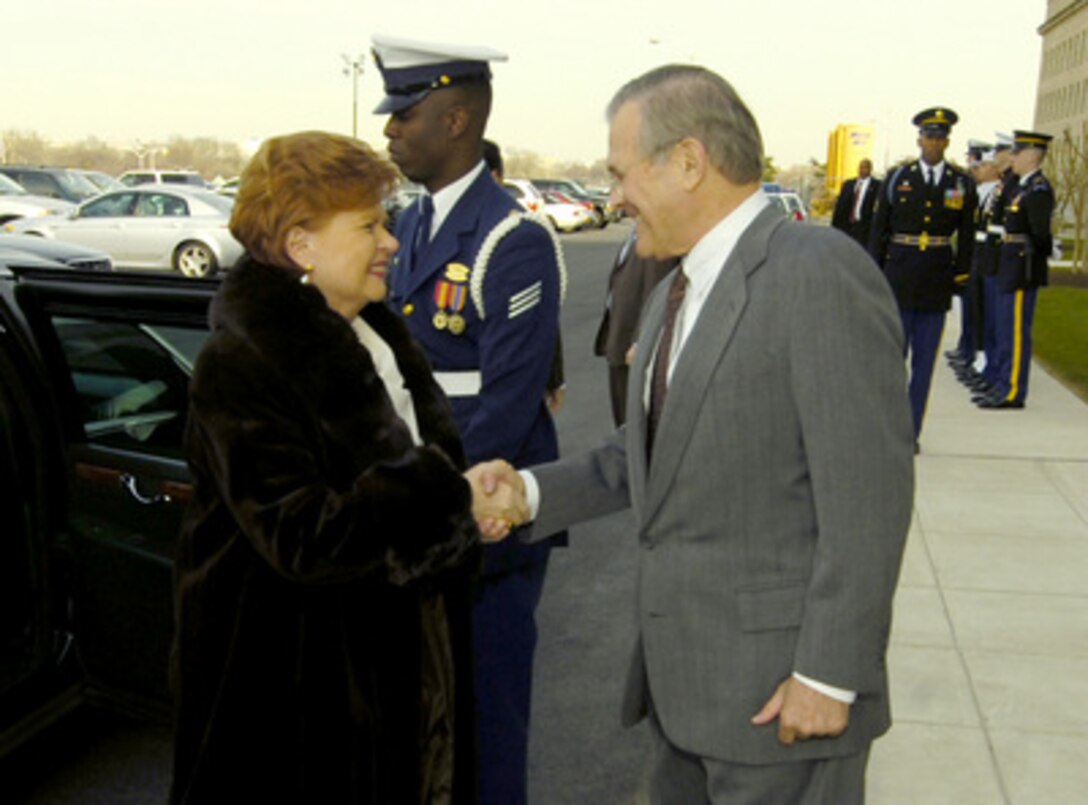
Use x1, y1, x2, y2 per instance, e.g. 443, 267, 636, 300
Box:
119, 472, 172, 505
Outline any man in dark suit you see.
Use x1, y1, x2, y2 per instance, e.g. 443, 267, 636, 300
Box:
371, 34, 565, 805
832, 158, 881, 246
869, 107, 977, 447
478, 64, 913, 803
593, 230, 676, 425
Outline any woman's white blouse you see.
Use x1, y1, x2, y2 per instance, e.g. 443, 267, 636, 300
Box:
351, 317, 422, 446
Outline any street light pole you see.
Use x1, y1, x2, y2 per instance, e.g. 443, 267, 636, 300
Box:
342, 53, 365, 138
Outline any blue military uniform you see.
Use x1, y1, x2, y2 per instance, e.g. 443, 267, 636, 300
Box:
949, 140, 992, 368
869, 107, 977, 442
977, 130, 1054, 409
373, 34, 565, 805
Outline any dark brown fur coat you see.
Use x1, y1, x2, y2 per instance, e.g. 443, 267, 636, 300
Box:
171, 257, 480, 804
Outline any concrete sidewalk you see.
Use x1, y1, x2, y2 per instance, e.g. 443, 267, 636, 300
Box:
869, 321, 1088, 804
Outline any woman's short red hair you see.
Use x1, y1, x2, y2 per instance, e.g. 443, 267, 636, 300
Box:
230, 131, 399, 268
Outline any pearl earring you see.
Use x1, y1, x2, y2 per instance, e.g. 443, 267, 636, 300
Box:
301, 263, 314, 285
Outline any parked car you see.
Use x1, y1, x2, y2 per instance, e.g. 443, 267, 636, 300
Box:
382, 181, 425, 228
540, 190, 593, 232
0, 259, 215, 756
213, 177, 240, 197
0, 166, 100, 205
0, 173, 76, 225
0, 233, 112, 272
74, 169, 124, 194
5, 186, 243, 278
531, 179, 608, 228
767, 191, 807, 221
118, 170, 206, 189
502, 179, 545, 214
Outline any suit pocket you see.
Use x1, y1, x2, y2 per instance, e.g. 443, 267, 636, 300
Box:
737, 581, 806, 632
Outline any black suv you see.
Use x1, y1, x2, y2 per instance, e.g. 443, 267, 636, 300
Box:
0, 255, 214, 754
0, 166, 101, 205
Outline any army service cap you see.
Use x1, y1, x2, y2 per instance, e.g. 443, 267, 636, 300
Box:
913, 107, 958, 136
1011, 130, 1053, 152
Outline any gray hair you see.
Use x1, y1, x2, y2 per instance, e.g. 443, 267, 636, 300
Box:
606, 65, 764, 185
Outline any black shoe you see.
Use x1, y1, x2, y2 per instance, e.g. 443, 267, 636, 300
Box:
971, 389, 1001, 404
967, 378, 992, 393
976, 395, 1024, 409
979, 393, 1018, 409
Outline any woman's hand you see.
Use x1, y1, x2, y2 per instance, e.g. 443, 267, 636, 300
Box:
464, 460, 529, 542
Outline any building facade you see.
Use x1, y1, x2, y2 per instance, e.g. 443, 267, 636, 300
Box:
1036, 0, 1088, 138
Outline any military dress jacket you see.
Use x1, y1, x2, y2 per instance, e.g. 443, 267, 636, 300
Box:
998, 170, 1054, 292
869, 160, 978, 311
388, 169, 564, 575
172, 257, 480, 804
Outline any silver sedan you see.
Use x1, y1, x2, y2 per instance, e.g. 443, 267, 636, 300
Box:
5, 186, 244, 277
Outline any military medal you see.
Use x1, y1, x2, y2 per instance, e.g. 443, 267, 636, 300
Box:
432, 262, 471, 335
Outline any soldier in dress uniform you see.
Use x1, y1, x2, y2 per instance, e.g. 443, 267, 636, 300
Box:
950, 141, 1000, 389
973, 130, 1054, 409
869, 107, 977, 448
371, 34, 566, 805
966, 132, 1018, 398
946, 140, 992, 374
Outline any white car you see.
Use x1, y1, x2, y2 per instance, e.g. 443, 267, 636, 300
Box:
0, 173, 75, 225
5, 186, 243, 277
502, 179, 546, 214
540, 191, 593, 233
118, 170, 207, 189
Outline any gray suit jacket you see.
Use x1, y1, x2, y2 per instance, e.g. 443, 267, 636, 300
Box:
529, 206, 914, 765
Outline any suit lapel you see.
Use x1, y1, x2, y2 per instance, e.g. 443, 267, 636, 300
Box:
639, 206, 784, 525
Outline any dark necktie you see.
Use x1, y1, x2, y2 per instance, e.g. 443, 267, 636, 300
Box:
647, 267, 688, 458
412, 195, 434, 265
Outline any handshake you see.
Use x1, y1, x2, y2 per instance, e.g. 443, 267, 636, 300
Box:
464, 460, 531, 542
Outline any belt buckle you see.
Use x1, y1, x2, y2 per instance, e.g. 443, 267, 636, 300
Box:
918, 232, 930, 252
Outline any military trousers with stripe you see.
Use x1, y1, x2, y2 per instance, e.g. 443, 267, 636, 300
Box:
990, 286, 1037, 406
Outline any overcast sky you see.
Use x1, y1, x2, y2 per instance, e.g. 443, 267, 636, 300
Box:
6, 0, 1047, 171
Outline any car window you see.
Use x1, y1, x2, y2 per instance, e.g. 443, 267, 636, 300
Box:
51, 316, 205, 457
0, 174, 28, 196
136, 193, 188, 217
81, 193, 137, 218
55, 171, 99, 202
12, 173, 62, 200
162, 174, 204, 186
120, 173, 152, 187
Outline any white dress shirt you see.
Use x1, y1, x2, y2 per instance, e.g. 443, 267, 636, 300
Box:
423, 161, 487, 240
351, 316, 422, 445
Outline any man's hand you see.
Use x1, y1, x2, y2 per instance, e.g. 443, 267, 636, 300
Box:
546, 386, 566, 416
464, 460, 529, 542
750, 677, 850, 745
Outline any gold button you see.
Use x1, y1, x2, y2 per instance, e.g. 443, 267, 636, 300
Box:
403, 303, 415, 316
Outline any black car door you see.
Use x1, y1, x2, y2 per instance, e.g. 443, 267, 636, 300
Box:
0, 300, 80, 746
8, 269, 215, 708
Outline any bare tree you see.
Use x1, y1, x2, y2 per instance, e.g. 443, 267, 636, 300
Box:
1049, 123, 1088, 271
1, 130, 50, 165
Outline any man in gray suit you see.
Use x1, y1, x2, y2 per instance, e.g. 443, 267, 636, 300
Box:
474, 65, 914, 803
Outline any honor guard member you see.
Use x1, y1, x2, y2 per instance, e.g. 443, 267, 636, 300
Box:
947, 140, 991, 374
869, 107, 977, 447
974, 130, 1054, 409
970, 132, 1019, 398
372, 34, 566, 805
